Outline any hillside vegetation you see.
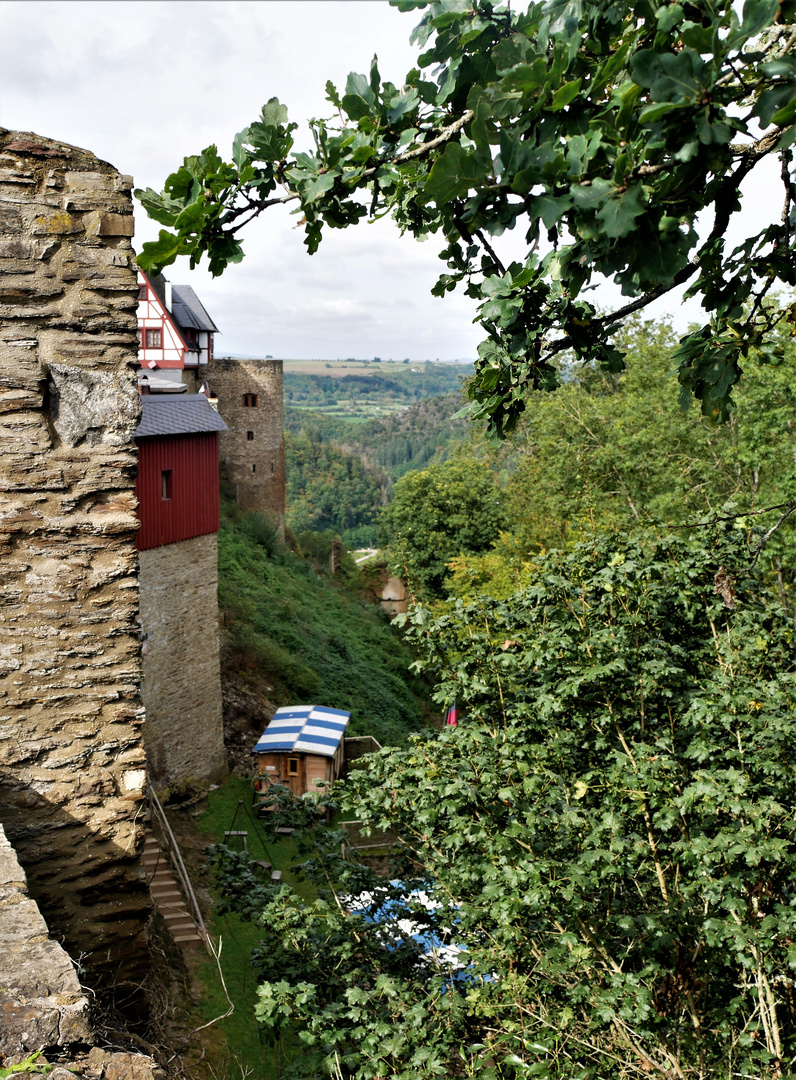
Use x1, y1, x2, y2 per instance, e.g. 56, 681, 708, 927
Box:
216, 499, 431, 748
284, 361, 470, 418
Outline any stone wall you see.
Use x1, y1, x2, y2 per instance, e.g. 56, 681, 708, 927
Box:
0, 824, 91, 1059
138, 533, 225, 787
211, 357, 285, 536
0, 129, 149, 985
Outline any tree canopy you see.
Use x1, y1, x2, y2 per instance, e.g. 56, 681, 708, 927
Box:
137, 0, 796, 439
378, 455, 507, 597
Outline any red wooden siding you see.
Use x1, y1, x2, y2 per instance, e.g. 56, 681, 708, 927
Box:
136, 433, 220, 550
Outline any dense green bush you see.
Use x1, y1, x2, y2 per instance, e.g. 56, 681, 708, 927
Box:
215, 531, 796, 1080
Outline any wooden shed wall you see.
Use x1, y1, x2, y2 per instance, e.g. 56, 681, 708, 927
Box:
135, 432, 220, 550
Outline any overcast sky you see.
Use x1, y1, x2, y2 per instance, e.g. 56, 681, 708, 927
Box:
0, 1, 783, 360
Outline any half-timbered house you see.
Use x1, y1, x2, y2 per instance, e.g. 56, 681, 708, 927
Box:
137, 270, 218, 394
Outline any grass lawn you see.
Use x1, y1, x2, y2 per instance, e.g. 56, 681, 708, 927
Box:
189, 775, 311, 1080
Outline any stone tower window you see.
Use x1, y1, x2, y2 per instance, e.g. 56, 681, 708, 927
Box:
271, 462, 275, 473
252, 464, 256, 473
247, 431, 254, 441
243, 393, 258, 407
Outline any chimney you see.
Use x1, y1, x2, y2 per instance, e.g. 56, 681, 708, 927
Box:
164, 280, 172, 311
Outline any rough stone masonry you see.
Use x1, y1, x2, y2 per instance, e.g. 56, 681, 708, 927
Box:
212, 356, 286, 536
0, 824, 91, 1059
0, 130, 150, 986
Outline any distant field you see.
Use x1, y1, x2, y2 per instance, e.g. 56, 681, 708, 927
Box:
280, 358, 469, 377
288, 400, 409, 421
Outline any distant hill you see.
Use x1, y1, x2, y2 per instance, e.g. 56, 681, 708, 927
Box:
284, 390, 473, 546
283, 361, 472, 421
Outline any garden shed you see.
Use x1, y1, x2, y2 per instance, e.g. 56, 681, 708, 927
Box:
253, 705, 351, 797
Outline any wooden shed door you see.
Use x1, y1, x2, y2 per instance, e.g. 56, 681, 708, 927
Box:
283, 755, 304, 796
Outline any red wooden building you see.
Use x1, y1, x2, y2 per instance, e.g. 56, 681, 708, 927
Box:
134, 279, 228, 788
134, 396, 226, 551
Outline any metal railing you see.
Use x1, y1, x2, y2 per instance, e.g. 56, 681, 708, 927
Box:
147, 785, 213, 956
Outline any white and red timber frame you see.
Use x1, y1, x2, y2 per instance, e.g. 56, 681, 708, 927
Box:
136, 271, 213, 372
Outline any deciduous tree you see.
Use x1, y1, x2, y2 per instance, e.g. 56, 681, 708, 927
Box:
378, 455, 507, 596
137, 0, 796, 439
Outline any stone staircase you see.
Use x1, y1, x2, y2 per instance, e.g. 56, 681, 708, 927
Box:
142, 829, 204, 948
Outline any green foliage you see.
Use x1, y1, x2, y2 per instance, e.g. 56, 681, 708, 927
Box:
378, 455, 507, 598
285, 430, 385, 546
208, 532, 796, 1079
283, 363, 470, 415
483, 312, 796, 605
0, 1055, 51, 1078
192, 775, 313, 1080
238, 510, 281, 557
138, 2, 796, 439
286, 392, 471, 485
218, 501, 430, 746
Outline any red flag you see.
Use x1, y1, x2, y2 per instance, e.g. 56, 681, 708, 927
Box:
444, 701, 458, 727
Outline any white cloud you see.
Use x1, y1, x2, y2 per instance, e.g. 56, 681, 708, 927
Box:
0, 1, 786, 362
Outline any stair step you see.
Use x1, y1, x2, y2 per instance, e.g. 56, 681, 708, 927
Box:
163, 918, 196, 931
143, 830, 206, 951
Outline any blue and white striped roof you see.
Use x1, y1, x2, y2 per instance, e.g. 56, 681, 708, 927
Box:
253, 705, 351, 758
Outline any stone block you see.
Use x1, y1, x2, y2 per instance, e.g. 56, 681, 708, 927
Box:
31, 211, 84, 236
0, 169, 35, 184
0, 240, 33, 259
96, 214, 135, 238
4, 139, 69, 159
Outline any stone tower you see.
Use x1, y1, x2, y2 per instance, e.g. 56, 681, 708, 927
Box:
211, 356, 286, 537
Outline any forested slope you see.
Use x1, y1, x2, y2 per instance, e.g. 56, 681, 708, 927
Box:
284, 391, 471, 545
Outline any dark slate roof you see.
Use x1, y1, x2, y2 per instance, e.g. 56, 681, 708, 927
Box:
171, 285, 219, 333
146, 274, 219, 334
134, 394, 228, 438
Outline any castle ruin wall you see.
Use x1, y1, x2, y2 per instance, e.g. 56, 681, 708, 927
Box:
0, 824, 91, 1058
0, 129, 149, 986
138, 532, 226, 787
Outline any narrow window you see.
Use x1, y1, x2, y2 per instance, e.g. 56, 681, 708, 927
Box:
247, 431, 254, 441
243, 393, 258, 407
146, 328, 162, 348
161, 470, 172, 500
288, 758, 299, 775
252, 464, 256, 473
137, 329, 144, 349
271, 461, 274, 474
138, 283, 148, 300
